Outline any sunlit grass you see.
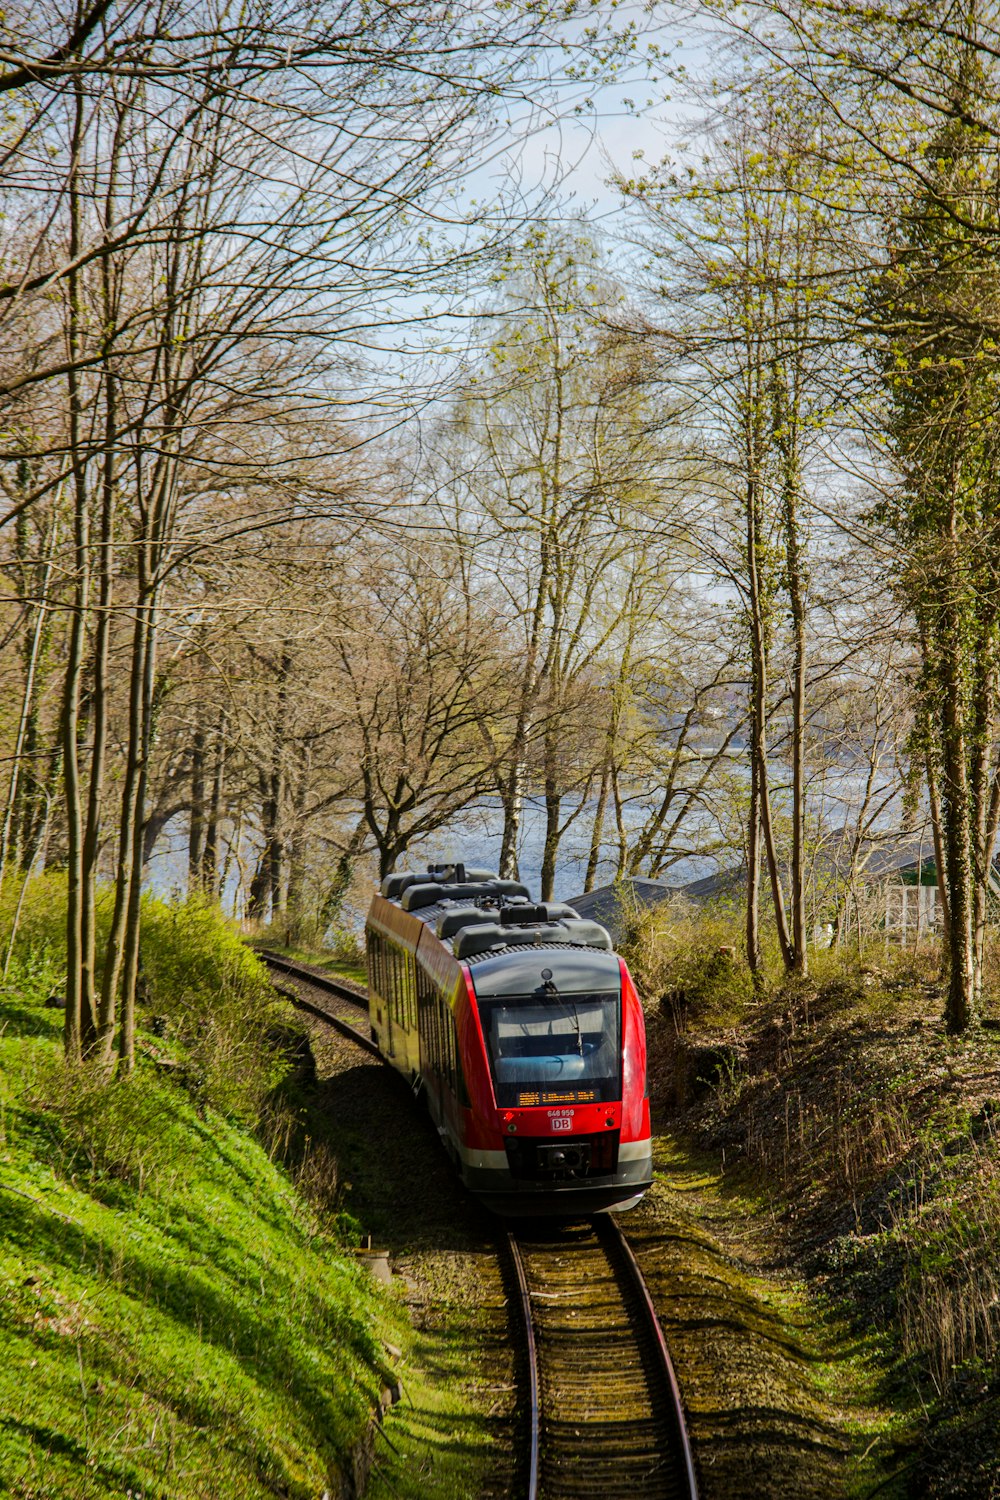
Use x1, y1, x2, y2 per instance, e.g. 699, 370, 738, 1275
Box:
0, 926, 395, 1499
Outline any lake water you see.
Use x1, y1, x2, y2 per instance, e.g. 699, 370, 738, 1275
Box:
145, 794, 711, 915
146, 765, 900, 917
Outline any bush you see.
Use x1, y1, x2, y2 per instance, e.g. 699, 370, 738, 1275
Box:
0, 881, 293, 1124
0, 870, 71, 985
136, 895, 289, 1121
625, 896, 757, 1031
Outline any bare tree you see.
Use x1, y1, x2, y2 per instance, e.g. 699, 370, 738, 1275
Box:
619, 93, 860, 976
442, 235, 693, 896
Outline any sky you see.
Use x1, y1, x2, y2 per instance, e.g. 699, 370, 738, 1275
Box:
364, 19, 716, 395
493, 0, 720, 229
507, 32, 711, 227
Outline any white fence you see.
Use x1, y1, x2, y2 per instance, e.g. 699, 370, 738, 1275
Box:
883, 883, 942, 941
830, 880, 943, 947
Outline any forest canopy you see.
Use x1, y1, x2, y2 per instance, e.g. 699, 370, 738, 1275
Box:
3, 0, 1000, 1048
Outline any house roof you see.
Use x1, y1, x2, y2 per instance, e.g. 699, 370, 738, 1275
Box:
566, 825, 989, 941
566, 877, 678, 943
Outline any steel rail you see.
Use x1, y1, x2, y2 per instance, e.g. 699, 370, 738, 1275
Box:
260, 954, 381, 1058
505, 1231, 540, 1500
509, 1218, 699, 1500
257, 949, 368, 1009
260, 949, 695, 1496
598, 1216, 700, 1500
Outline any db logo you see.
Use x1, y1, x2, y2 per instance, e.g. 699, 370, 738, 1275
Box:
548, 1111, 574, 1132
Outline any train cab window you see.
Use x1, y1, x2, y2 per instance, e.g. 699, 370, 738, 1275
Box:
478, 991, 621, 1108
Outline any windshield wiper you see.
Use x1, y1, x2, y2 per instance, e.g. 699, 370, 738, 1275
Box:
566, 1003, 583, 1056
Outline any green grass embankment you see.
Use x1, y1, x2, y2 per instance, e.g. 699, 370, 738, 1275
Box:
0, 884, 397, 1500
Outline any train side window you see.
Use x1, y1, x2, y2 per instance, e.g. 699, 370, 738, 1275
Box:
417, 981, 429, 1053
416, 963, 434, 1051
447, 1007, 456, 1092
431, 992, 443, 1075
391, 948, 403, 1025
437, 997, 455, 1094
403, 954, 416, 1031
451, 1013, 469, 1107
370, 932, 380, 996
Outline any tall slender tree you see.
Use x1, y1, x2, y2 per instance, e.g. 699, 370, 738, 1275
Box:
873, 32, 1000, 1031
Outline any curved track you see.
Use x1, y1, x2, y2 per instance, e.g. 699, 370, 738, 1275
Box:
507, 1218, 698, 1500
258, 950, 379, 1055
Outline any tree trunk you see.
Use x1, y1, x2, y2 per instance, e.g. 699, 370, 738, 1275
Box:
540, 725, 560, 901
98, 592, 153, 1062
746, 746, 762, 975
498, 756, 525, 880
247, 648, 291, 922
201, 711, 227, 898
188, 723, 207, 891
782, 448, 809, 976
62, 71, 91, 1061
0, 552, 54, 895
80, 353, 118, 1057
119, 587, 160, 1073
940, 597, 976, 1033
584, 758, 611, 893
746, 466, 793, 971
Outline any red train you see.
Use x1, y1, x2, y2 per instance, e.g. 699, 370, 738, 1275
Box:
365, 862, 652, 1216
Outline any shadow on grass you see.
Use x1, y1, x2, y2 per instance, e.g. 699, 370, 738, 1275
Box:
0, 1000, 61, 1039
269, 1056, 496, 1254
0, 1176, 382, 1480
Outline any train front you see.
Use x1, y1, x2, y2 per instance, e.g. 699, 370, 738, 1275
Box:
458, 945, 653, 1216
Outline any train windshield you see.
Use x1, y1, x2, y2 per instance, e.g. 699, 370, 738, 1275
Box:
478, 992, 621, 1107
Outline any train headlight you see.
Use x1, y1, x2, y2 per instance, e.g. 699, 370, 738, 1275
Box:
507, 1123, 517, 1133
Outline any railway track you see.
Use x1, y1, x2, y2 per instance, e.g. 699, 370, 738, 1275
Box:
507, 1217, 698, 1500
258, 949, 379, 1055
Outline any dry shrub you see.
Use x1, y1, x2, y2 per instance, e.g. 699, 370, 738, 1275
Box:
625, 895, 756, 1032
293, 1138, 342, 1220
894, 1137, 1000, 1392
738, 1071, 915, 1207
